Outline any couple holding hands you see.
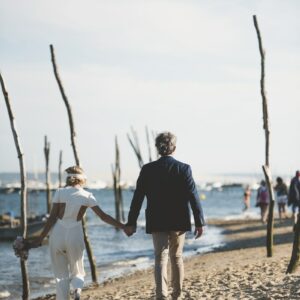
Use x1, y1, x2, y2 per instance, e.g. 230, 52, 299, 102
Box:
26, 132, 205, 300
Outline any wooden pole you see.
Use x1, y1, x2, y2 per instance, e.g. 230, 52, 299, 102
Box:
49, 44, 98, 283
253, 15, 275, 257
44, 135, 51, 213
127, 127, 144, 169
58, 150, 63, 188
111, 164, 119, 223
50, 45, 80, 165
0, 73, 30, 299
131, 127, 143, 162
263, 165, 275, 257
287, 213, 300, 273
112, 136, 125, 226
145, 126, 152, 162
115, 137, 125, 222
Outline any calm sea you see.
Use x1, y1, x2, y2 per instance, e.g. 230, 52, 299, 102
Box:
0, 177, 261, 299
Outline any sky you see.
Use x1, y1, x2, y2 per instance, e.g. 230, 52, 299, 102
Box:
0, 0, 299, 183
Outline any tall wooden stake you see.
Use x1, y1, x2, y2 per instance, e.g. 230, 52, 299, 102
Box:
44, 135, 51, 213
127, 127, 144, 169
0, 73, 30, 299
253, 15, 275, 257
287, 214, 300, 273
50, 44, 98, 282
112, 136, 125, 226
115, 137, 125, 221
145, 126, 152, 162
112, 164, 119, 222
58, 150, 63, 188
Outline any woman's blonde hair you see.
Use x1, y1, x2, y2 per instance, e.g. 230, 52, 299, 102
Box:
65, 166, 86, 186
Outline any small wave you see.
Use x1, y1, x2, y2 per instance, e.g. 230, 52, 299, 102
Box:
0, 291, 11, 299
137, 220, 146, 227
223, 211, 260, 221
112, 257, 150, 267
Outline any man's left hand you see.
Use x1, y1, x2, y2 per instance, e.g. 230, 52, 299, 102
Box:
194, 226, 203, 239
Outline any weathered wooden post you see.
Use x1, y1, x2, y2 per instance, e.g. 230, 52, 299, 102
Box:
127, 127, 144, 169
50, 44, 98, 282
253, 15, 276, 257
112, 136, 125, 226
145, 126, 152, 162
115, 137, 125, 221
44, 135, 51, 213
58, 150, 63, 188
0, 73, 30, 299
112, 163, 119, 222
287, 214, 300, 273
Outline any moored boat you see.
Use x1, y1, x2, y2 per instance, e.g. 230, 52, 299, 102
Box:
0, 215, 47, 241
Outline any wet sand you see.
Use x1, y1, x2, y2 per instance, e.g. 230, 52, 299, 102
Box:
35, 218, 300, 300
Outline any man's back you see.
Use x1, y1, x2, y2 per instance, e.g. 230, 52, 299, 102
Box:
127, 155, 205, 233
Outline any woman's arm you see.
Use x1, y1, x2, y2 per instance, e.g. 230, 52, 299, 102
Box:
91, 206, 125, 229
27, 203, 60, 248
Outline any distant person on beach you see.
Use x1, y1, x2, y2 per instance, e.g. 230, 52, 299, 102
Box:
288, 170, 300, 224
256, 180, 269, 223
274, 177, 288, 221
125, 132, 205, 300
25, 166, 128, 300
243, 185, 251, 211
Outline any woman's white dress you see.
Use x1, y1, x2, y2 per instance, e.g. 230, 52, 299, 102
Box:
50, 186, 97, 300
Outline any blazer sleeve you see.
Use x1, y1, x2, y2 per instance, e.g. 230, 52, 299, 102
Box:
127, 167, 146, 227
183, 165, 205, 227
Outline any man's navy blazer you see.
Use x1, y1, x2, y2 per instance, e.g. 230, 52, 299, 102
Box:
127, 156, 205, 233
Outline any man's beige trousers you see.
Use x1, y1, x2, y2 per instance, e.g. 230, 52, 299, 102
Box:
152, 231, 186, 300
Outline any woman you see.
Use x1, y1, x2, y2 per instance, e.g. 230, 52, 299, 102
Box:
256, 180, 269, 223
27, 166, 128, 300
242, 185, 251, 211
274, 177, 288, 221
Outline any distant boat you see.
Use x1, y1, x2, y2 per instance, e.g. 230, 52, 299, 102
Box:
0, 216, 47, 241
86, 180, 107, 190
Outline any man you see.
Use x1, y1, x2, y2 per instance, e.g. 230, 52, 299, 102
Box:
288, 170, 300, 224
126, 132, 205, 300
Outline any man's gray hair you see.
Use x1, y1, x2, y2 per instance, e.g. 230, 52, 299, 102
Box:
155, 132, 177, 156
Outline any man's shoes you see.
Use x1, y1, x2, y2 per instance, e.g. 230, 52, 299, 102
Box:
74, 288, 81, 300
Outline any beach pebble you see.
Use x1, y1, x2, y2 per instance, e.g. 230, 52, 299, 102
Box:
266, 281, 277, 287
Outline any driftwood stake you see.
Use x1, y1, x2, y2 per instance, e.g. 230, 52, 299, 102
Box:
50, 44, 80, 165
287, 214, 300, 273
50, 44, 98, 282
44, 135, 51, 213
127, 127, 144, 169
253, 15, 275, 258
58, 150, 63, 188
145, 126, 152, 162
0, 73, 30, 299
112, 136, 125, 226
112, 164, 119, 222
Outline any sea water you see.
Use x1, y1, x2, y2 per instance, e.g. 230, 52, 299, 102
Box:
0, 187, 260, 299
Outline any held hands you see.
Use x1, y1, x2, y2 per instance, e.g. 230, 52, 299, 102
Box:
194, 226, 203, 239
123, 225, 136, 237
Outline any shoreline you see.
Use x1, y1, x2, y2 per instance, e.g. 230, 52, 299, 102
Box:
33, 216, 299, 300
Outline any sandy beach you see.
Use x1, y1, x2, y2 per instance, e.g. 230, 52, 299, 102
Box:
33, 217, 300, 300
